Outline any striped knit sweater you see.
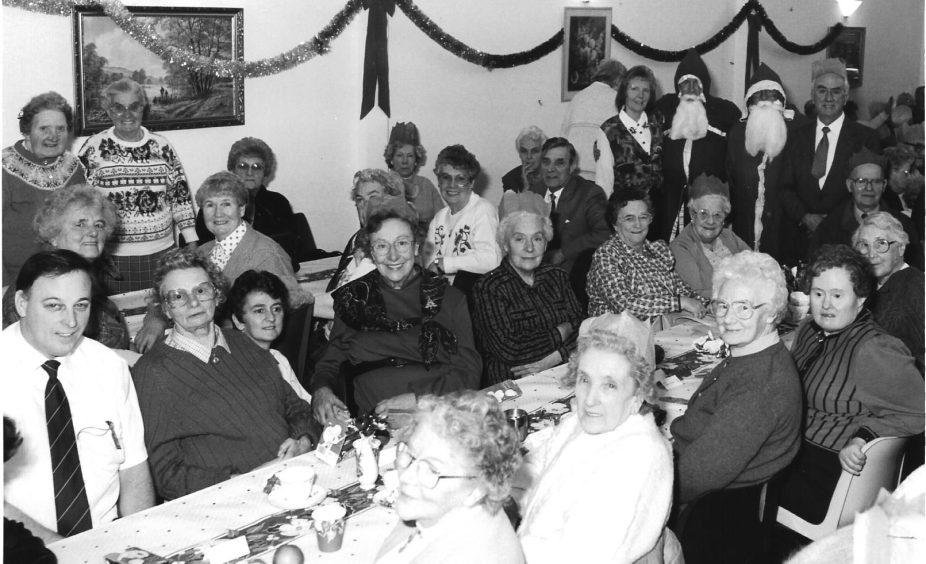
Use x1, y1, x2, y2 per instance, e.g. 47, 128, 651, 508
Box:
132, 331, 316, 500
791, 310, 924, 450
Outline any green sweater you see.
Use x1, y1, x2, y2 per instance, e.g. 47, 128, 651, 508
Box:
670, 340, 803, 503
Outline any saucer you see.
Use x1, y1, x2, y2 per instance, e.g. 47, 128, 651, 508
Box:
278, 518, 313, 537
268, 485, 328, 510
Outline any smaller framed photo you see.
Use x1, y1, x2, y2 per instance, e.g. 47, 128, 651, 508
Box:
827, 26, 865, 87
562, 7, 613, 102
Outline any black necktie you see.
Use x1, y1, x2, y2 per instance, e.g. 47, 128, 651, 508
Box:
811, 126, 830, 179
549, 191, 558, 216
549, 192, 561, 248
43, 360, 93, 536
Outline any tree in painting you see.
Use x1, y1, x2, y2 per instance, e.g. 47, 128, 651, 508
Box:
82, 43, 109, 116
156, 16, 232, 99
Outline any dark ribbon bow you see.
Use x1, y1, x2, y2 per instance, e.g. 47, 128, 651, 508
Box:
360, 0, 395, 119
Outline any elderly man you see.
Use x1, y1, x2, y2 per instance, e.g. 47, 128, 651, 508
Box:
529, 137, 610, 301
653, 49, 742, 242
2, 250, 154, 542
501, 126, 548, 193
779, 58, 880, 265
810, 148, 920, 262
726, 64, 794, 261
561, 59, 626, 183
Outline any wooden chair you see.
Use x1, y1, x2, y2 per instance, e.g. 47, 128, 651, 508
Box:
774, 436, 908, 541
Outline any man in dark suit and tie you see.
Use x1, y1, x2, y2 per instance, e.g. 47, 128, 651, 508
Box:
779, 58, 880, 266
529, 137, 610, 304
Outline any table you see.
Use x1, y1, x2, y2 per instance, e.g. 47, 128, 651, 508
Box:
110, 256, 341, 340
47, 320, 715, 563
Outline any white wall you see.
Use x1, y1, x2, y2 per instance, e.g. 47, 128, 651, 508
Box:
3, 0, 923, 250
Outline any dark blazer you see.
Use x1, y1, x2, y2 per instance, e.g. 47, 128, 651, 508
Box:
501, 165, 526, 193
778, 118, 880, 264
529, 174, 610, 274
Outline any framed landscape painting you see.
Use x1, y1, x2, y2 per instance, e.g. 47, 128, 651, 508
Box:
73, 5, 245, 136
562, 7, 612, 101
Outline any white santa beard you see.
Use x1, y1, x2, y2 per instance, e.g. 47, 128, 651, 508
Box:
669, 97, 709, 141
744, 105, 788, 159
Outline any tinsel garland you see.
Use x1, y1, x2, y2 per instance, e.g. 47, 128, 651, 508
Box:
3, 0, 841, 77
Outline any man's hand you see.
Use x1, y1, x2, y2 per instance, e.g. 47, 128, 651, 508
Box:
680, 296, 706, 318
133, 314, 168, 354
802, 213, 826, 232
312, 387, 349, 427
427, 257, 444, 274
839, 437, 868, 476
277, 436, 313, 460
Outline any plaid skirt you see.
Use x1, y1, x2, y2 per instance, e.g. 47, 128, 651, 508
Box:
104, 246, 177, 294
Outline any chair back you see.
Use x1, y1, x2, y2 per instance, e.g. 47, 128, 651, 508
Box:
775, 436, 908, 540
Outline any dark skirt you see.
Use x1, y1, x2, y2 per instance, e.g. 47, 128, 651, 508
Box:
773, 440, 843, 525
675, 483, 769, 564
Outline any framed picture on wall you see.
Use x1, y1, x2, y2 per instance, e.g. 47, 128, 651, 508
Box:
827, 26, 865, 87
562, 7, 612, 102
72, 5, 245, 136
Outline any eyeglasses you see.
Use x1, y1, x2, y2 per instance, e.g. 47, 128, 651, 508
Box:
694, 209, 727, 223
371, 238, 414, 256
851, 178, 887, 189
854, 238, 899, 255
619, 213, 653, 224
709, 300, 767, 320
236, 162, 265, 172
108, 102, 144, 115
436, 173, 472, 188
395, 442, 476, 489
162, 282, 217, 309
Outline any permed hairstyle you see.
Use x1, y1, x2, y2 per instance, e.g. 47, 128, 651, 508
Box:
226, 137, 277, 182
711, 251, 789, 324
152, 246, 229, 307
357, 208, 421, 258
562, 329, 657, 408
18, 91, 74, 134
433, 145, 481, 181
496, 210, 554, 253
350, 168, 406, 202
803, 244, 876, 299
852, 211, 910, 248
404, 391, 522, 514
227, 269, 291, 320
101, 78, 150, 121
514, 126, 547, 150
33, 184, 119, 246
195, 171, 249, 208
605, 186, 653, 232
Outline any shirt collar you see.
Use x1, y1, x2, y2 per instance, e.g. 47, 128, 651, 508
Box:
165, 324, 230, 363
217, 221, 248, 254
619, 108, 648, 128
817, 113, 845, 135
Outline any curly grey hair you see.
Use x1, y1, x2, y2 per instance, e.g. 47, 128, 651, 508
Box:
496, 211, 554, 254
33, 184, 119, 246
712, 250, 788, 324
404, 391, 522, 514
350, 168, 405, 202
562, 330, 657, 406
195, 171, 249, 208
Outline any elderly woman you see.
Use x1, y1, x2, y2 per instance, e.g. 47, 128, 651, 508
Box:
776, 244, 924, 524
2, 183, 129, 350
3, 92, 87, 286
587, 186, 705, 322
311, 205, 480, 424
516, 312, 674, 562
375, 391, 523, 563
424, 145, 502, 284
472, 192, 582, 386
78, 78, 197, 293
670, 251, 802, 564
196, 171, 309, 309
384, 122, 444, 231
670, 174, 749, 299
595, 65, 664, 196
316, 169, 407, 320
194, 137, 298, 249
228, 269, 312, 402
133, 248, 317, 500
501, 126, 547, 193
852, 212, 924, 373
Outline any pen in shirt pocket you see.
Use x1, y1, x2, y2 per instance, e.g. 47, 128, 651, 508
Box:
105, 420, 122, 450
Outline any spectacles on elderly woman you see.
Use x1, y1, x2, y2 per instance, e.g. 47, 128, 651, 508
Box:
395, 441, 476, 489
854, 238, 899, 255
709, 300, 766, 320
109, 102, 144, 115
694, 209, 727, 223
236, 162, 265, 172
163, 282, 217, 309
436, 173, 472, 188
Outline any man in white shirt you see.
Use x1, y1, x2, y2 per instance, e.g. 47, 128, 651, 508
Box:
779, 58, 880, 265
2, 250, 154, 543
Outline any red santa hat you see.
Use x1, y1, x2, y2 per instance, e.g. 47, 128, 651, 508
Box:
745, 63, 786, 104
674, 49, 710, 96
